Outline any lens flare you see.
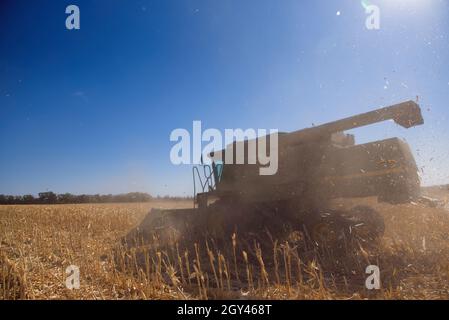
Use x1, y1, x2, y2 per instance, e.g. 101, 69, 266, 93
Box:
361, 0, 371, 10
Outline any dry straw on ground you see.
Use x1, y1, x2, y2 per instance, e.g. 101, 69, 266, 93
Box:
1, 193, 449, 300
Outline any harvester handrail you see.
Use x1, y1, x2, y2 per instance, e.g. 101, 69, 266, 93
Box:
192, 164, 216, 207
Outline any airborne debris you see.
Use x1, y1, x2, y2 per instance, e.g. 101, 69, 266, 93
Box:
417, 196, 445, 208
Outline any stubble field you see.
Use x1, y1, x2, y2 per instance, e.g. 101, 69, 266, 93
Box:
1, 191, 449, 300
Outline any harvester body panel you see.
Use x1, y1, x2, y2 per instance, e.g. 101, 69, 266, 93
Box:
208, 100, 423, 206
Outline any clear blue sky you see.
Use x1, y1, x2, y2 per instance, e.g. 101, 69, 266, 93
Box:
1, 0, 448, 196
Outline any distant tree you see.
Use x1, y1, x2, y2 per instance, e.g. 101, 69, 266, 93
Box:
6, 195, 15, 204
57, 193, 74, 204
0, 191, 186, 205
38, 192, 57, 204
22, 195, 35, 204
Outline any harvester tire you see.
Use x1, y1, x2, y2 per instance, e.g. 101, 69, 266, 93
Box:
306, 211, 350, 246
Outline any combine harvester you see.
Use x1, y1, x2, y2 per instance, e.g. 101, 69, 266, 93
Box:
125, 100, 424, 248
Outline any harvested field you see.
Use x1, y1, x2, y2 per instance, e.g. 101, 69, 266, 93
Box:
1, 194, 449, 300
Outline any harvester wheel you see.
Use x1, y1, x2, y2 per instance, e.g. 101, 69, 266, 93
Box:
308, 212, 349, 246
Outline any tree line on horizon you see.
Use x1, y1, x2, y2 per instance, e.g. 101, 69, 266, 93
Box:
0, 192, 191, 205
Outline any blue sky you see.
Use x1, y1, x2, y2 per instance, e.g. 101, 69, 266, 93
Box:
1, 0, 448, 196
